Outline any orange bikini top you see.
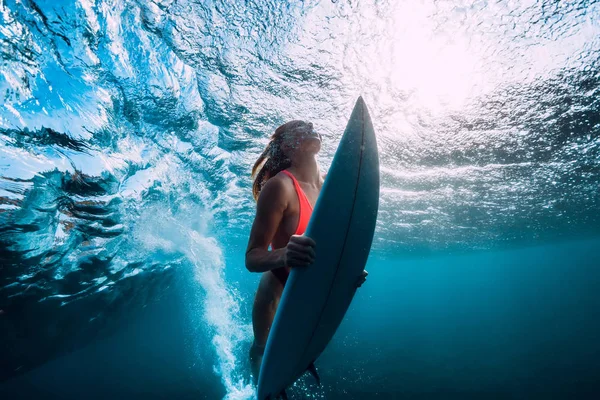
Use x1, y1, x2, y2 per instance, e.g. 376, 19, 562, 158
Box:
281, 170, 313, 236
271, 170, 314, 285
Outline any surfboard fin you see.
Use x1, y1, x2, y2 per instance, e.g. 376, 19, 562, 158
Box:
307, 362, 321, 386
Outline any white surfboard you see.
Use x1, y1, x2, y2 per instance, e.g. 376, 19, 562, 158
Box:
257, 96, 380, 399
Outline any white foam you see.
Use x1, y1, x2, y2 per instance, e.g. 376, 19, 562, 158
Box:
135, 204, 254, 399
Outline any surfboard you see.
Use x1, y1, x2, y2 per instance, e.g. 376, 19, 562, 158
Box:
257, 96, 380, 400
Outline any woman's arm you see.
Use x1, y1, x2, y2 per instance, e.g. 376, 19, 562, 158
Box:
245, 177, 289, 273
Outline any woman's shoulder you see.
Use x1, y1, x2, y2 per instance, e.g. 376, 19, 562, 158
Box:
262, 171, 294, 194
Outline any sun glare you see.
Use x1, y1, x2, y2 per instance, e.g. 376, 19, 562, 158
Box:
387, 5, 480, 112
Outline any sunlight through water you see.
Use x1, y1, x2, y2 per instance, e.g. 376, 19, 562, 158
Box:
1, 0, 599, 398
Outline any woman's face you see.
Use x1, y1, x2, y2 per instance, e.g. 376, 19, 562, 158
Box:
282, 122, 322, 157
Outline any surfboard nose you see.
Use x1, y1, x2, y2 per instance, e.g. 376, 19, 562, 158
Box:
351, 96, 369, 123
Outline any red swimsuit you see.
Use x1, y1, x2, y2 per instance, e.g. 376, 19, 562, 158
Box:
271, 170, 314, 284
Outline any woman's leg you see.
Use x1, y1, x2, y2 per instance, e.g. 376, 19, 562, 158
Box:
250, 272, 283, 384
249, 341, 265, 385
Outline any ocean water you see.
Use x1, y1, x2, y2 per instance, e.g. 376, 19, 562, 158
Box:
1, 0, 599, 399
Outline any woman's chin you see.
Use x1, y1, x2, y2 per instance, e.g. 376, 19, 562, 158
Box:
303, 139, 321, 154
305, 146, 320, 155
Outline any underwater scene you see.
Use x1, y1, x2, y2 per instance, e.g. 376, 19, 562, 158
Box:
1, 0, 599, 399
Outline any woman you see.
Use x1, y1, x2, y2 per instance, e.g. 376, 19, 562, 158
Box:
245, 120, 367, 382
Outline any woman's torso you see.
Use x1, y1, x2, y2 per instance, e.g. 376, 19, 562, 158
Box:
269, 170, 316, 284
272, 170, 314, 242
251, 169, 321, 345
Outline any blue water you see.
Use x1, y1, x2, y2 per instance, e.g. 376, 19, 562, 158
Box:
2, 238, 599, 399
1, 0, 599, 399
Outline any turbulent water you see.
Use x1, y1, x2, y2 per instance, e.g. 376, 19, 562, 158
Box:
1, 0, 599, 399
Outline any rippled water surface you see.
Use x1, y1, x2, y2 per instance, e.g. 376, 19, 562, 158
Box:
1, 0, 599, 398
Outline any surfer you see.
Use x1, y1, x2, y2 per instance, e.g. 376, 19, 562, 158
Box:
245, 120, 367, 383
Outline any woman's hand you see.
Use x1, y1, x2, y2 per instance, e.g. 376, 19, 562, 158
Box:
284, 235, 316, 268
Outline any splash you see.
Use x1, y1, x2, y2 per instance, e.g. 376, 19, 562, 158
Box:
134, 204, 255, 399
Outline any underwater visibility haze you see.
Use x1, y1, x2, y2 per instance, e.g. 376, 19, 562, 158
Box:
1, 0, 599, 398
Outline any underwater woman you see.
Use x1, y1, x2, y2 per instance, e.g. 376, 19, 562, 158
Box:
245, 120, 367, 383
